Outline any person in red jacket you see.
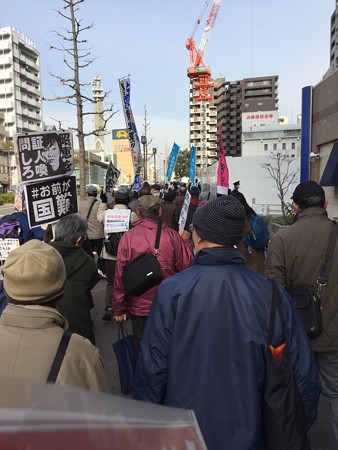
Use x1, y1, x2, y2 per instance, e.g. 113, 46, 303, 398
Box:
113, 195, 193, 350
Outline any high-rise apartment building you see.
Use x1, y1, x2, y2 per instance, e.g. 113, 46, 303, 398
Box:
189, 81, 218, 175
213, 75, 279, 157
330, 1, 338, 74
0, 27, 42, 139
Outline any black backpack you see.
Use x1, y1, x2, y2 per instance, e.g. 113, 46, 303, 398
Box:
105, 231, 125, 256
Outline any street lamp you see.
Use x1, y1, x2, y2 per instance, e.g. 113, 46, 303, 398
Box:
152, 148, 157, 182
141, 135, 147, 180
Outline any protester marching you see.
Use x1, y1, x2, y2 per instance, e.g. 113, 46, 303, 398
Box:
0, 82, 336, 450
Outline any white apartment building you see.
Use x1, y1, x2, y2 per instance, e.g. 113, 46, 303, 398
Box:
0, 27, 42, 139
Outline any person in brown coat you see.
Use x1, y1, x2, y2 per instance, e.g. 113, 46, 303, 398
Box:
160, 190, 178, 231
230, 191, 266, 274
173, 184, 187, 218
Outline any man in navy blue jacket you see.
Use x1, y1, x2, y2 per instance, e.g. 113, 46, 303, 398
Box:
133, 196, 320, 450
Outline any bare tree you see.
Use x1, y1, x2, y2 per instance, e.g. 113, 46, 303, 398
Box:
43, 0, 115, 199
262, 153, 299, 220
141, 106, 153, 181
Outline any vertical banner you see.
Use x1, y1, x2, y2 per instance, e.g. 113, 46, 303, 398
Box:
166, 143, 180, 182
132, 173, 142, 191
104, 162, 121, 204
189, 146, 196, 183
119, 78, 141, 173
216, 125, 230, 195
178, 190, 191, 231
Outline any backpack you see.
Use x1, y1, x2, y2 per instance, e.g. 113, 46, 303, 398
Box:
0, 213, 26, 245
245, 215, 270, 250
105, 231, 125, 256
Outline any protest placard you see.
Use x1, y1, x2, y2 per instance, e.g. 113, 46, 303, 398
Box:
17, 130, 73, 184
25, 176, 78, 228
0, 239, 20, 260
178, 191, 191, 231
104, 209, 131, 233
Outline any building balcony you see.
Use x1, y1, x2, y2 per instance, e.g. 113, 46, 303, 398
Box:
1, 41, 12, 51
19, 54, 39, 72
20, 80, 40, 96
22, 108, 41, 121
0, 85, 14, 96
21, 67, 39, 83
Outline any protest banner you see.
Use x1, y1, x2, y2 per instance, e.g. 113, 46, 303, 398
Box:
189, 146, 196, 183
119, 78, 141, 173
216, 124, 230, 195
25, 176, 78, 228
17, 130, 73, 184
166, 143, 180, 182
104, 209, 131, 233
178, 190, 191, 231
104, 162, 121, 204
132, 173, 142, 191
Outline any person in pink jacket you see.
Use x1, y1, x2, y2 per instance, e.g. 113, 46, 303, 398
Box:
113, 195, 193, 350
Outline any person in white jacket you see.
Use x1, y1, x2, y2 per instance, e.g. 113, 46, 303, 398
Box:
97, 189, 138, 321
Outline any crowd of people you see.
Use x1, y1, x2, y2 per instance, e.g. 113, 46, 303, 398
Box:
0, 178, 337, 450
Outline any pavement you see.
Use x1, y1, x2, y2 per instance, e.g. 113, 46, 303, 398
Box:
91, 277, 338, 449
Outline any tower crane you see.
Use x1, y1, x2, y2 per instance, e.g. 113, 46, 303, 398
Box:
186, 0, 222, 178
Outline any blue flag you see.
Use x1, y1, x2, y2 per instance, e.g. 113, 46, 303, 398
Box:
189, 146, 196, 183
132, 173, 142, 191
166, 143, 180, 181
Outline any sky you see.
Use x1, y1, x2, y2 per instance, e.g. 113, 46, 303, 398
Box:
2, 0, 335, 160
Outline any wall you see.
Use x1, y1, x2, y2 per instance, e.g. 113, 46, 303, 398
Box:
206, 154, 301, 215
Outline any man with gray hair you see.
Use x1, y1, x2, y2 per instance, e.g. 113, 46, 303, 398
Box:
50, 213, 100, 345
266, 180, 338, 445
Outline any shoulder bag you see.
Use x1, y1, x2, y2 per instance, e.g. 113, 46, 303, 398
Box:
47, 331, 72, 383
288, 220, 338, 339
262, 279, 309, 450
122, 219, 163, 297
86, 198, 97, 221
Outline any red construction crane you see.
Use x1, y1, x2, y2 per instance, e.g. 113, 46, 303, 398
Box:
186, 0, 222, 102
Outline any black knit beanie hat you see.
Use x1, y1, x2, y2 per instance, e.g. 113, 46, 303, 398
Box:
192, 196, 246, 245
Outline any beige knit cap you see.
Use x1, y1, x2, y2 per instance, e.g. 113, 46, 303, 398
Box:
2, 240, 66, 303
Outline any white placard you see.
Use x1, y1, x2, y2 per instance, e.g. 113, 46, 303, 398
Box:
178, 191, 191, 231
104, 209, 131, 233
0, 239, 20, 260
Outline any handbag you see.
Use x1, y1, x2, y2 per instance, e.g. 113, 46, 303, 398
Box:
288, 220, 338, 339
122, 219, 163, 297
262, 279, 309, 450
112, 322, 138, 395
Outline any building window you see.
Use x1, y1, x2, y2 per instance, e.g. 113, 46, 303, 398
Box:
291, 142, 295, 150
264, 143, 268, 151
273, 143, 277, 151
282, 143, 286, 150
